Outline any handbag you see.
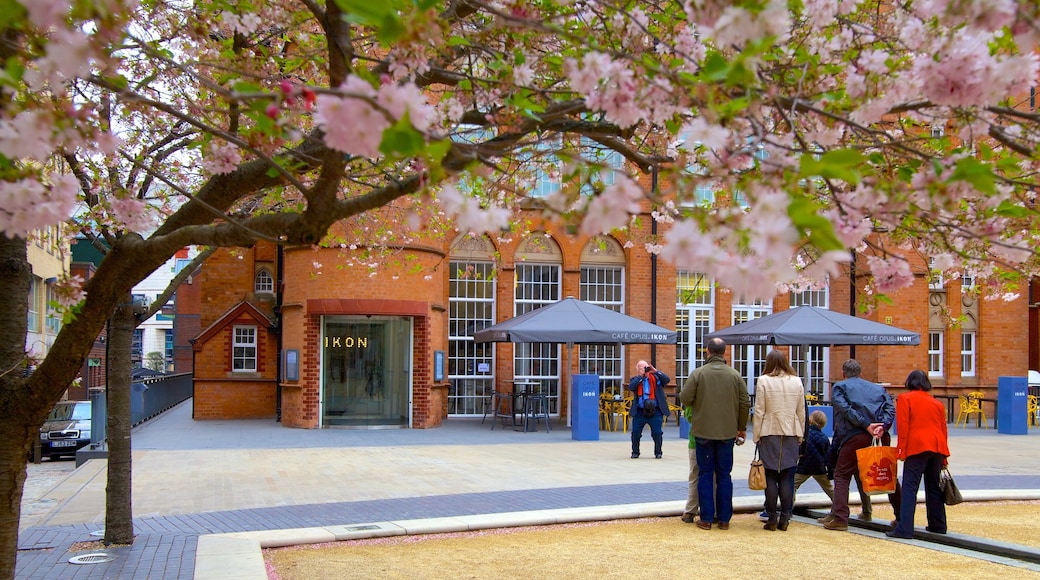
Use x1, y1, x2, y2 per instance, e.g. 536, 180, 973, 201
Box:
748, 446, 766, 491
640, 398, 656, 418
939, 466, 963, 505
855, 436, 898, 495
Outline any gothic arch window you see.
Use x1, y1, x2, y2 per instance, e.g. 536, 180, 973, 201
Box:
254, 269, 274, 294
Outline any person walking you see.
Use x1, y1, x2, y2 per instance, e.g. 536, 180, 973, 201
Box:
753, 350, 806, 531
680, 338, 751, 531
820, 359, 902, 531
627, 360, 671, 459
794, 410, 835, 502
887, 370, 951, 538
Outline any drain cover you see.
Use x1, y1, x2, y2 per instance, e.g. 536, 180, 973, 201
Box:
69, 553, 116, 564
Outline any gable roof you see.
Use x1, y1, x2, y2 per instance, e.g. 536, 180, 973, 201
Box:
192, 301, 275, 351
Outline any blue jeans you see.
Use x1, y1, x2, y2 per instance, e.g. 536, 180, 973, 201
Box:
695, 437, 735, 523
893, 451, 946, 536
631, 411, 664, 456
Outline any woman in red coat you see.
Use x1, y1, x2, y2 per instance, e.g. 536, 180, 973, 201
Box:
887, 369, 951, 538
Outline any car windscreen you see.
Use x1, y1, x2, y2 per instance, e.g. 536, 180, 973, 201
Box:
47, 403, 91, 421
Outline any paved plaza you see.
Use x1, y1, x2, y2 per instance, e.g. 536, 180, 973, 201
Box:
15, 400, 1040, 579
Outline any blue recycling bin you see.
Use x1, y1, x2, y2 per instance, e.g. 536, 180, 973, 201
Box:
571, 374, 600, 441
998, 376, 1028, 435
808, 405, 834, 438
678, 414, 690, 440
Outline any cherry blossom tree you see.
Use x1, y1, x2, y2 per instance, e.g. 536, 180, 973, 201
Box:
2, 0, 1040, 576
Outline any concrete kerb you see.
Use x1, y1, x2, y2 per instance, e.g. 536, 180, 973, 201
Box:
195, 490, 1040, 580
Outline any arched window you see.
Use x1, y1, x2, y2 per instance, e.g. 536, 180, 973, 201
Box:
254, 269, 274, 294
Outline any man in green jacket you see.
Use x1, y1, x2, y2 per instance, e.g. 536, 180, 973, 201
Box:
680, 337, 751, 530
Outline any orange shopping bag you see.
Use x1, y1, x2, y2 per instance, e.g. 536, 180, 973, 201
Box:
856, 437, 898, 495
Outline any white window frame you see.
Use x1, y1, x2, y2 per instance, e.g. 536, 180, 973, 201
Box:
514, 263, 562, 414
45, 283, 61, 335
675, 271, 715, 392
732, 298, 772, 394
447, 260, 496, 416
960, 331, 975, 378
232, 325, 258, 372
928, 331, 944, 377
790, 287, 829, 396
579, 265, 625, 393
254, 269, 274, 294
27, 276, 40, 333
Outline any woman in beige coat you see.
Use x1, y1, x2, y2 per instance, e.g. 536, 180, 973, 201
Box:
753, 350, 807, 531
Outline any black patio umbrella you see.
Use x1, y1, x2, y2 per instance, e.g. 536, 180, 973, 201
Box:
474, 297, 676, 426
704, 306, 920, 346
473, 296, 677, 345
705, 306, 919, 398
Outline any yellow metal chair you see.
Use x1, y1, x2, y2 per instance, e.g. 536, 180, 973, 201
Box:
1028, 395, 1039, 427
665, 402, 683, 425
967, 391, 985, 401
612, 394, 633, 432
599, 393, 615, 431
805, 393, 820, 404
956, 395, 987, 428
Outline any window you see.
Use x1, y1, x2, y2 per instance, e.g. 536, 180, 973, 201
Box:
930, 125, 945, 139
27, 276, 40, 333
790, 287, 829, 396
514, 263, 561, 413
731, 298, 771, 394
447, 261, 496, 415
960, 332, 975, 377
45, 284, 61, 334
579, 137, 624, 196
928, 258, 944, 290
164, 329, 174, 372
675, 271, 715, 391
961, 272, 975, 290
233, 325, 258, 372
928, 331, 943, 377
132, 329, 143, 368
579, 266, 624, 392
255, 269, 274, 294
530, 137, 561, 198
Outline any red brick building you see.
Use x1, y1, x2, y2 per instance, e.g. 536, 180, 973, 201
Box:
190, 196, 1031, 428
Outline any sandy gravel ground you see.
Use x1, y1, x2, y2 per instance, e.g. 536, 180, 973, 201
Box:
265, 501, 1040, 580
20, 458, 77, 531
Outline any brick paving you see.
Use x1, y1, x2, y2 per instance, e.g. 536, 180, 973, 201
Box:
14, 400, 1040, 579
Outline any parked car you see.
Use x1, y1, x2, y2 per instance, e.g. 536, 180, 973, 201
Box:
39, 400, 92, 459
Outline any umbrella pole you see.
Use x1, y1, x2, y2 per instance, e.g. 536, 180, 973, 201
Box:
565, 342, 573, 427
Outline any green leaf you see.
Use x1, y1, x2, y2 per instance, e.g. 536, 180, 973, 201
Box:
379, 115, 425, 158
994, 200, 1030, 219
334, 0, 406, 44
0, 0, 26, 30
700, 52, 730, 82
798, 148, 865, 184
948, 157, 996, 195
788, 194, 845, 252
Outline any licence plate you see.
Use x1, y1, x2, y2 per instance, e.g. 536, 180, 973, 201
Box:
51, 440, 78, 447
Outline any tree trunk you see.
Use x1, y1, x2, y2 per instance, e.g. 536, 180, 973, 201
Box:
104, 297, 134, 545
0, 235, 35, 580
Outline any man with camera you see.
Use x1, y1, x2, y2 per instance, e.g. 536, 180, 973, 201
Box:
627, 360, 671, 459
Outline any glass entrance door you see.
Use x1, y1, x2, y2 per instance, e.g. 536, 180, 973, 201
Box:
321, 316, 411, 428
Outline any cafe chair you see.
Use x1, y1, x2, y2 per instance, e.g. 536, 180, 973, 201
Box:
664, 402, 682, 425
1028, 395, 1039, 427
599, 393, 615, 431
488, 390, 517, 430
612, 394, 633, 432
523, 390, 551, 433
956, 394, 987, 429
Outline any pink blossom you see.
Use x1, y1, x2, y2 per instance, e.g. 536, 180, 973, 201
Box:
679, 117, 732, 152
201, 143, 242, 175
866, 255, 914, 295
0, 111, 55, 160
581, 174, 643, 235
316, 77, 386, 159
0, 173, 78, 237
436, 183, 510, 234
110, 197, 154, 232
376, 82, 436, 132
25, 0, 68, 30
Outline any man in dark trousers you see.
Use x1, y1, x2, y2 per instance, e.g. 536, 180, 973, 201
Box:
820, 358, 902, 531
680, 338, 750, 531
627, 360, 671, 459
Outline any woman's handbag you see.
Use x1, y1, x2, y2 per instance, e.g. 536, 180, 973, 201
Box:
856, 436, 898, 494
748, 446, 766, 491
939, 466, 963, 505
